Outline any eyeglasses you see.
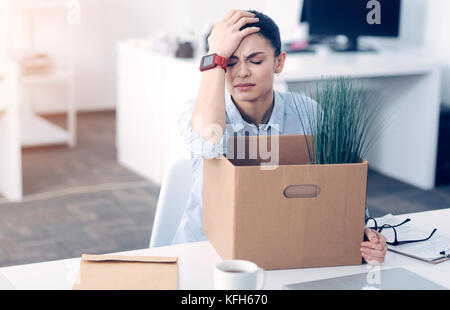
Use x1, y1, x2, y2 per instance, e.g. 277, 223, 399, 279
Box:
365, 217, 437, 246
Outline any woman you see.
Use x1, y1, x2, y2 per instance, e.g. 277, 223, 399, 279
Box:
172, 9, 387, 265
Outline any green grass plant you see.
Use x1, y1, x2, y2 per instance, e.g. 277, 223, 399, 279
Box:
291, 76, 386, 164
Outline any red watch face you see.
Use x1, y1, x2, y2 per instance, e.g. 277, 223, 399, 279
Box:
201, 54, 215, 68
199, 54, 227, 72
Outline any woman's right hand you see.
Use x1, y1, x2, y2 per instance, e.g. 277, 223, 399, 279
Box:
207, 10, 260, 59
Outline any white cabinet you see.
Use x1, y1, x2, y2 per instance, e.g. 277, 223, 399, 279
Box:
117, 41, 198, 184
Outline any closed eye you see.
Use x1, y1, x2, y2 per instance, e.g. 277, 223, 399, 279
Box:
227, 61, 263, 67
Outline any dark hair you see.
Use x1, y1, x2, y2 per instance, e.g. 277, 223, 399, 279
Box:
240, 10, 281, 57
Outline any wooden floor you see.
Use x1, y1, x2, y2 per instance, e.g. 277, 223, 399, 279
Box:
0, 111, 449, 267
0, 111, 159, 267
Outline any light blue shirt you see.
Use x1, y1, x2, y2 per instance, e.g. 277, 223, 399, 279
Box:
171, 90, 370, 244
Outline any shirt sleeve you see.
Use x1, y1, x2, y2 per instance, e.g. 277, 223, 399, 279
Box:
178, 98, 228, 159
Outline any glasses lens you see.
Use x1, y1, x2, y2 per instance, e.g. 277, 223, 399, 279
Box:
379, 225, 396, 244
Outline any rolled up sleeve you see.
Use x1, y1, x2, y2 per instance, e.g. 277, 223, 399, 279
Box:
178, 99, 227, 159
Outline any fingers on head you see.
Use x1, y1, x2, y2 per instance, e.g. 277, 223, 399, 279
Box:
233, 16, 259, 31
238, 26, 260, 39
227, 10, 255, 26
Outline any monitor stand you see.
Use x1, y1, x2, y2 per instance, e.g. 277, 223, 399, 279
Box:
328, 36, 377, 53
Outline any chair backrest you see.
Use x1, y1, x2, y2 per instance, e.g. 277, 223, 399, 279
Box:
149, 158, 193, 248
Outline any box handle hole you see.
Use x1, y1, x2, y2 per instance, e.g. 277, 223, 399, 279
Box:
283, 184, 320, 198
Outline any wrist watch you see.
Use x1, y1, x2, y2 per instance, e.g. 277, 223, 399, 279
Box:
199, 53, 227, 72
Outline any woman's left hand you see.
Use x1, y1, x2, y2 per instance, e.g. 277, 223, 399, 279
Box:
361, 228, 388, 265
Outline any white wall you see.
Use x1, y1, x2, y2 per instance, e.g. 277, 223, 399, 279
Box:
16, 0, 160, 113
424, 0, 450, 107
63, 0, 158, 112
366, 0, 450, 107
16, 0, 298, 113
182, 0, 300, 36
0, 0, 12, 60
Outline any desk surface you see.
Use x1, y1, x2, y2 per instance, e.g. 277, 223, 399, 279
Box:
279, 47, 439, 81
2, 208, 449, 290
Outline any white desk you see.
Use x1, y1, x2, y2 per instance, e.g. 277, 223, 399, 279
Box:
1, 208, 449, 290
117, 42, 441, 190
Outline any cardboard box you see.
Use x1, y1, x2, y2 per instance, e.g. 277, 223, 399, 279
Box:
203, 135, 367, 270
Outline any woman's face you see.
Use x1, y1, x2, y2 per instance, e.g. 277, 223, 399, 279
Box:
225, 33, 286, 103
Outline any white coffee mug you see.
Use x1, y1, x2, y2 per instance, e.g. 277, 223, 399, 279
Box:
214, 260, 265, 290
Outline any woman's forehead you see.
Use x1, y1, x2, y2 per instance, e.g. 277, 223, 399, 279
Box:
232, 33, 274, 57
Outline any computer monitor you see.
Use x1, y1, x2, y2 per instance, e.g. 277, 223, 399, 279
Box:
299, 0, 326, 45
301, 0, 401, 52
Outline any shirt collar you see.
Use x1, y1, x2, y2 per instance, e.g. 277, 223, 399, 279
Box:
225, 90, 285, 133
225, 91, 246, 131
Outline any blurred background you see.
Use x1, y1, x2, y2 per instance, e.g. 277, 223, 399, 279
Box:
0, 0, 449, 267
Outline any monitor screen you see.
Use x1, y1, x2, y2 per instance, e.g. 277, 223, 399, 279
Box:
303, 0, 401, 38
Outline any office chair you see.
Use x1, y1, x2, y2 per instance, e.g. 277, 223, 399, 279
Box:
149, 158, 193, 248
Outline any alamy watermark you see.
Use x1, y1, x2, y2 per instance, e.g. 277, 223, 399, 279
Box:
362, 260, 382, 290
190, 117, 280, 170
366, 0, 381, 25
67, 0, 81, 25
